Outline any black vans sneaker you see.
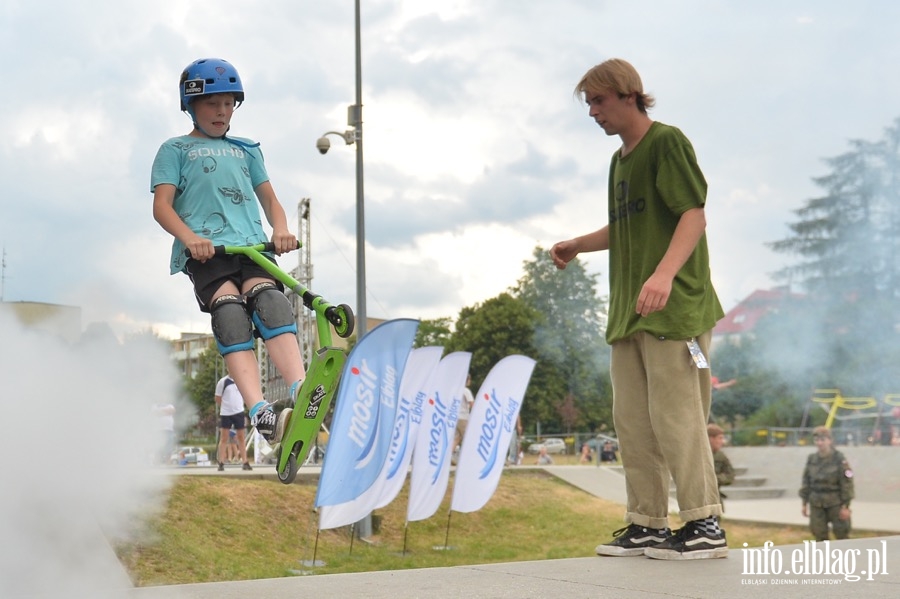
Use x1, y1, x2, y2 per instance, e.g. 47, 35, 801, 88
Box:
595, 524, 672, 557
253, 405, 293, 445
253, 406, 279, 443
644, 522, 729, 560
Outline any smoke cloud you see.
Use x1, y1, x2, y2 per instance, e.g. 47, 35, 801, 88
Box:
0, 311, 187, 597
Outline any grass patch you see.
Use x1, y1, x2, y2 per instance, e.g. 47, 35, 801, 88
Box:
115, 468, 885, 586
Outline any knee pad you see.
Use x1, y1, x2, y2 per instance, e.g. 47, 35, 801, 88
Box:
246, 282, 298, 341
210, 294, 254, 355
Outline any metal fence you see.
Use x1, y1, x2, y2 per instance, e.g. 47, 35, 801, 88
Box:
524, 423, 898, 454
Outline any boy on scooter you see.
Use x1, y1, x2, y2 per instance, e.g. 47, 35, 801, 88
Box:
151, 57, 304, 444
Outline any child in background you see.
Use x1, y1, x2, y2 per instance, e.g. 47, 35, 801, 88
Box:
707, 424, 734, 509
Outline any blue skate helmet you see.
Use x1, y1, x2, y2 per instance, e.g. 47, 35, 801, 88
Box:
179, 57, 244, 112
179, 58, 258, 148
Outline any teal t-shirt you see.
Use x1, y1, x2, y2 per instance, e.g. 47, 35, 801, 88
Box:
605, 122, 724, 343
151, 135, 271, 274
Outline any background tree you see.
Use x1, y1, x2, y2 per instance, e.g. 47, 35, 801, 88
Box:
419, 247, 612, 436
444, 293, 567, 431
710, 335, 794, 430
513, 246, 612, 433
769, 118, 900, 399
184, 343, 225, 436
445, 293, 539, 381
414, 317, 453, 348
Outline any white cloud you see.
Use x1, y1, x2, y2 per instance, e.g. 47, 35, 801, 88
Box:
3, 0, 900, 338
367, 91, 499, 183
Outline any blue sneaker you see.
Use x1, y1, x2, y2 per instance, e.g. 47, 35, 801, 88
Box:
289, 379, 302, 405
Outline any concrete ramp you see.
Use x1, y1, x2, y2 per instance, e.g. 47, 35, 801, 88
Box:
544, 465, 682, 512
128, 536, 900, 599
543, 465, 629, 505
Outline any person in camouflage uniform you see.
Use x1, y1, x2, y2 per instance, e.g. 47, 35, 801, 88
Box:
799, 426, 854, 541
708, 424, 734, 509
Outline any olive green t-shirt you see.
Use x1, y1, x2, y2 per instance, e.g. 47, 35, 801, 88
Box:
605, 122, 724, 344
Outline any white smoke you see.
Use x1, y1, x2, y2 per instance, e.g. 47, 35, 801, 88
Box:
0, 311, 187, 597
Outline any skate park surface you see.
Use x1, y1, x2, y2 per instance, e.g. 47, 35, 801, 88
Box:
104, 447, 900, 597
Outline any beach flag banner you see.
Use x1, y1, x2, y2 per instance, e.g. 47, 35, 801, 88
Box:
406, 351, 471, 522
318, 345, 443, 529
373, 346, 444, 510
450, 355, 536, 514
315, 319, 419, 520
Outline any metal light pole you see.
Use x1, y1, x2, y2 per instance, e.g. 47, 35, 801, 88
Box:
352, 0, 367, 342
350, 0, 371, 542
316, 0, 371, 540
317, 0, 367, 343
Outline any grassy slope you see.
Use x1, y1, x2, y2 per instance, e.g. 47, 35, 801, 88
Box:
115, 468, 883, 587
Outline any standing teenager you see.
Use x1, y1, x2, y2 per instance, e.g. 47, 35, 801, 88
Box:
551, 58, 726, 560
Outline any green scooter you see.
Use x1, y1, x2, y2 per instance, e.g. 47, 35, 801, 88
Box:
192, 243, 354, 483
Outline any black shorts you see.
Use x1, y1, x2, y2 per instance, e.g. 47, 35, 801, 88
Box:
185, 254, 284, 312
220, 412, 247, 430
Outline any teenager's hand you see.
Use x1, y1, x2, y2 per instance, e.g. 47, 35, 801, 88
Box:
550, 228, 608, 269
549, 240, 578, 270
636, 271, 673, 316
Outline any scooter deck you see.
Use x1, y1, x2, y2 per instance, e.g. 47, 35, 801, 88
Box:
275, 345, 345, 479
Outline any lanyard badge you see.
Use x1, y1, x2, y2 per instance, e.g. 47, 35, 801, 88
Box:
687, 338, 709, 369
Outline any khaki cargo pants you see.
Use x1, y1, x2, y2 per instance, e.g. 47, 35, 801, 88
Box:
610, 330, 722, 529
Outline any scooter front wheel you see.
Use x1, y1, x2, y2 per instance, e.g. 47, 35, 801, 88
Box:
330, 303, 355, 339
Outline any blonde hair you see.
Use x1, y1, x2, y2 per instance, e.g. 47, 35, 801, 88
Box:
707, 423, 725, 437
574, 58, 656, 114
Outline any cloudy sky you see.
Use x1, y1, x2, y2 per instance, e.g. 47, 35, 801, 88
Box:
2, 0, 898, 339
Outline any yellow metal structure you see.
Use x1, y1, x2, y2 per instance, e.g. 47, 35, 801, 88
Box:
812, 388, 879, 429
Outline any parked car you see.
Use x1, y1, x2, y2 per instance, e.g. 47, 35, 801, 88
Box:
585, 434, 619, 453
170, 446, 210, 465
527, 437, 567, 455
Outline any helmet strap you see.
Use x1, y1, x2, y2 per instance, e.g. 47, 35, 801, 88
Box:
192, 122, 228, 139
184, 100, 239, 140
184, 107, 226, 140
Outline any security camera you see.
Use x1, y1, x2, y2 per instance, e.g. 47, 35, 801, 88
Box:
316, 137, 330, 155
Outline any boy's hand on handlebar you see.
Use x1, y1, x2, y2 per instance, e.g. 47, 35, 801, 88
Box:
271, 229, 298, 255
185, 237, 215, 262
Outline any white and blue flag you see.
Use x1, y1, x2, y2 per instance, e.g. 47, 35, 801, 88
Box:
451, 355, 535, 514
315, 319, 419, 513
318, 345, 441, 530
406, 351, 471, 522
373, 346, 444, 510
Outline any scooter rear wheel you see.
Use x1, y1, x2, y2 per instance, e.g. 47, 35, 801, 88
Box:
277, 452, 298, 484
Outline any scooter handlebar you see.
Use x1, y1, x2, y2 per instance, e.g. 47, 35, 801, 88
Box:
183, 241, 299, 259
